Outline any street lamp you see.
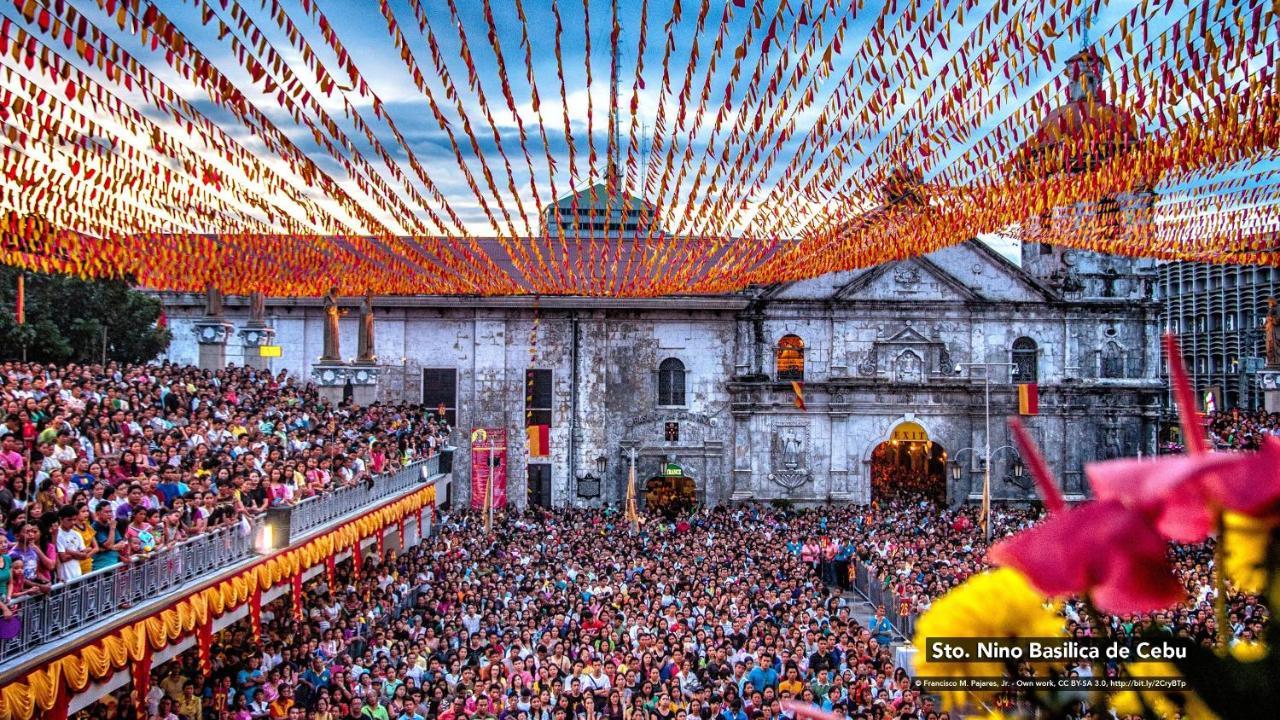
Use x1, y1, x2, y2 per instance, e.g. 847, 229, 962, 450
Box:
595, 454, 608, 476
955, 360, 1015, 541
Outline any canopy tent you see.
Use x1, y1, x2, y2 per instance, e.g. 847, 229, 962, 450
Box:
0, 0, 1276, 297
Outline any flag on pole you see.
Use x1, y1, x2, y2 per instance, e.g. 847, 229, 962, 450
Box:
625, 451, 638, 533
791, 381, 806, 410
980, 484, 990, 539
1017, 383, 1039, 415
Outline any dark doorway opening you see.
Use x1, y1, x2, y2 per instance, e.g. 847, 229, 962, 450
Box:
527, 464, 552, 508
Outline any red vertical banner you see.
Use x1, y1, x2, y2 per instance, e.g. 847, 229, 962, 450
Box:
14, 273, 24, 326
375, 529, 385, 557
352, 540, 362, 579
133, 646, 153, 719
290, 572, 303, 621
399, 518, 407, 547
47, 684, 68, 720
249, 588, 262, 642
197, 621, 213, 677
469, 427, 508, 509
325, 555, 336, 590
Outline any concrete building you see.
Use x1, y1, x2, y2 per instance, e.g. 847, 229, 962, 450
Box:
1155, 261, 1280, 411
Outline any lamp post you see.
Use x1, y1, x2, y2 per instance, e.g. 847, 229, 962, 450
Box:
955, 361, 1015, 541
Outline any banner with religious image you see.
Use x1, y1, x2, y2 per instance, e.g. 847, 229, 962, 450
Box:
470, 427, 508, 510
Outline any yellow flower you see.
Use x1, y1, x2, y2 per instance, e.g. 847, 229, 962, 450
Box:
912, 568, 1064, 709
1230, 639, 1267, 663
1221, 512, 1271, 594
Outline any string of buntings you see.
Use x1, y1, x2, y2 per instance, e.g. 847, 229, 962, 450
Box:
0, 0, 1278, 297
0, 481, 437, 720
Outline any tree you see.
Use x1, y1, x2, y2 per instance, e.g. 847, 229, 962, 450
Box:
0, 265, 170, 364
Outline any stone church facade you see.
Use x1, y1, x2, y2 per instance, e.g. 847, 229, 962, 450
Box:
159, 239, 1162, 509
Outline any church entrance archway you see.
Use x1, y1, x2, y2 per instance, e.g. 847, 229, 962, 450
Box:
871, 421, 947, 504
644, 462, 697, 517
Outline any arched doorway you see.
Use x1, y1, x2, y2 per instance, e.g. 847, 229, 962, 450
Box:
871, 421, 948, 504
644, 461, 697, 517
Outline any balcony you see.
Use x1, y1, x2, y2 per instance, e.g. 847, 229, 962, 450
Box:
0, 451, 450, 673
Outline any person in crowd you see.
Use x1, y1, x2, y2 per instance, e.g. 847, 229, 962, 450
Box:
0, 362, 451, 591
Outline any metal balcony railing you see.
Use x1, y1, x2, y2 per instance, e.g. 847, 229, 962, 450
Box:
0, 452, 444, 666
287, 454, 438, 538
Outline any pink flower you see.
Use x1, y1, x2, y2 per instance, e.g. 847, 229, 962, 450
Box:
1088, 441, 1280, 539
988, 421, 1185, 614
988, 334, 1279, 614
1087, 454, 1220, 542
988, 497, 1185, 614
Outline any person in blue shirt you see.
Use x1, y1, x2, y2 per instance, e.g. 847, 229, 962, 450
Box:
869, 605, 896, 646
744, 653, 779, 693
234, 656, 265, 703
833, 542, 855, 588
300, 657, 331, 694
720, 698, 749, 720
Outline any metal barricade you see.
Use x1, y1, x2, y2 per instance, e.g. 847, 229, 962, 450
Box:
847, 559, 921, 643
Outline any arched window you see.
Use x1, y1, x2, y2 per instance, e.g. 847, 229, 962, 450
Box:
776, 335, 805, 381
1011, 337, 1038, 383
657, 358, 686, 406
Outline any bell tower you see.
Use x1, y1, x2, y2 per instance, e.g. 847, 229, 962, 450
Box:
1015, 44, 1156, 300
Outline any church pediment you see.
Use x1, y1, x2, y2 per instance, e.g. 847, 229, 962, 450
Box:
925, 242, 1057, 302
756, 239, 1056, 305
834, 256, 981, 303
882, 325, 931, 344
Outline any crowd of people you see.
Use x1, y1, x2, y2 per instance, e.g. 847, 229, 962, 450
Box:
0, 361, 451, 610
800, 497, 1268, 652
78, 506, 940, 720
0, 357, 1268, 719
64, 494, 1269, 720
1205, 409, 1280, 450
1160, 408, 1280, 453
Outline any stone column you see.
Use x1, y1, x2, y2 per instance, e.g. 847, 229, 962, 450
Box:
239, 292, 275, 371
195, 321, 234, 370
574, 313, 608, 507
194, 285, 233, 371
730, 412, 754, 501
829, 413, 851, 501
